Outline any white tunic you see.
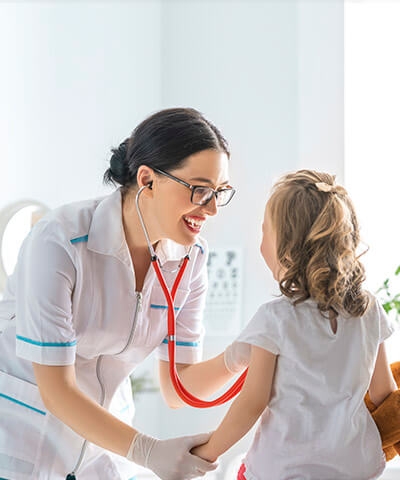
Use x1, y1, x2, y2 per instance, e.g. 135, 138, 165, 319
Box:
0, 189, 208, 480
237, 295, 394, 480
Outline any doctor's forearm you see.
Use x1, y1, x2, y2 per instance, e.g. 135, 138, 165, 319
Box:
33, 363, 136, 457
179, 353, 234, 394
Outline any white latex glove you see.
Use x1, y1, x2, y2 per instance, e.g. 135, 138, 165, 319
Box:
126, 431, 218, 480
224, 341, 251, 373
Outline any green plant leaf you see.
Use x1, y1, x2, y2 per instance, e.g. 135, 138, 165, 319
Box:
382, 301, 392, 314
377, 268, 400, 323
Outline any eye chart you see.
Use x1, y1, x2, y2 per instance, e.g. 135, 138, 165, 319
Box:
203, 247, 243, 335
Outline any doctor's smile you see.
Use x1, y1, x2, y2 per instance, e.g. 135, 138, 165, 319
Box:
182, 216, 206, 234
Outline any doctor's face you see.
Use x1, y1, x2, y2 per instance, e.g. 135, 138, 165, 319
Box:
152, 149, 231, 246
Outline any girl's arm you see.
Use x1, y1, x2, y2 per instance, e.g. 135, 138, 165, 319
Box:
33, 362, 136, 455
368, 342, 397, 407
158, 353, 234, 408
191, 345, 277, 462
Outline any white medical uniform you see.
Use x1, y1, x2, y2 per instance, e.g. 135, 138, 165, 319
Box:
0, 189, 208, 480
237, 295, 394, 480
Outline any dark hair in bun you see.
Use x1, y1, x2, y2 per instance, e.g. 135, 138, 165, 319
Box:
103, 107, 230, 191
105, 139, 130, 186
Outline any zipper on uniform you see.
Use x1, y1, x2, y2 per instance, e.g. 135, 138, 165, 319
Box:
119, 291, 142, 354
66, 291, 142, 479
65, 355, 105, 479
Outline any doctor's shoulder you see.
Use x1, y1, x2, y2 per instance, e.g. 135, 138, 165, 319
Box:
51, 196, 105, 235
25, 196, 105, 252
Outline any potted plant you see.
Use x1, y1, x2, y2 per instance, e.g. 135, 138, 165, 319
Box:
130, 372, 158, 398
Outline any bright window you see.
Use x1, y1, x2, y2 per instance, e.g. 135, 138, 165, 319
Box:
345, 1, 400, 362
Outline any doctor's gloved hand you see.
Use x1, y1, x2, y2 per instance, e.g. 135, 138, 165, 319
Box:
126, 431, 218, 480
224, 341, 251, 374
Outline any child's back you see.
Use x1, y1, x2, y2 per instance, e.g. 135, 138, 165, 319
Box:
238, 295, 390, 479
192, 170, 397, 480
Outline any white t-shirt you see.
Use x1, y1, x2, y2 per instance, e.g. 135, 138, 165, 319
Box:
237, 295, 394, 480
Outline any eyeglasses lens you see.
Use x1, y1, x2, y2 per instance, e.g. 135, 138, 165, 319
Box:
192, 187, 235, 207
192, 187, 214, 206
216, 189, 234, 206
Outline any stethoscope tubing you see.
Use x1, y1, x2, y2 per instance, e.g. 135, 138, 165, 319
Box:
152, 256, 247, 407
133, 179, 248, 407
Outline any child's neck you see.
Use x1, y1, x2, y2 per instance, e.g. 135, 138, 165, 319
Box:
329, 310, 338, 334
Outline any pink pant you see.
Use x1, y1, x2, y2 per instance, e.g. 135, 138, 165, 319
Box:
237, 463, 246, 479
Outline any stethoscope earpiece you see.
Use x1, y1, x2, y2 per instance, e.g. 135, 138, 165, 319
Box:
147, 181, 153, 190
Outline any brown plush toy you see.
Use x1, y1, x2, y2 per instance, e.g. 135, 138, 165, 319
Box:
365, 361, 400, 461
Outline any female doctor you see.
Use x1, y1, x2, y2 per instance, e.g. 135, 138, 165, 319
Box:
0, 108, 248, 480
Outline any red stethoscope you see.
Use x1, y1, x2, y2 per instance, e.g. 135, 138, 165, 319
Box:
136, 185, 247, 408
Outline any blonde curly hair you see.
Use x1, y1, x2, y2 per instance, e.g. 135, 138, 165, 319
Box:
267, 169, 369, 318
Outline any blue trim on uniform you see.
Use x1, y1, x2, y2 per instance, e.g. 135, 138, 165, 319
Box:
162, 339, 200, 347
70, 234, 88, 244
16, 335, 77, 347
119, 404, 131, 414
128, 477, 137, 480
150, 304, 180, 311
0, 393, 46, 416
194, 243, 204, 254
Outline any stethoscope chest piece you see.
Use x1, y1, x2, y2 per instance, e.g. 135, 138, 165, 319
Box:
66, 474, 76, 479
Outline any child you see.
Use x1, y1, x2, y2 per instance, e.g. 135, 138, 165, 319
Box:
192, 170, 397, 479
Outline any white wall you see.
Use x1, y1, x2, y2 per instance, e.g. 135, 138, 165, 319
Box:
160, 0, 344, 326
160, 0, 298, 343
0, 1, 162, 208
298, 1, 344, 176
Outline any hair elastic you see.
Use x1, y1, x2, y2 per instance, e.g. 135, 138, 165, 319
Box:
315, 182, 334, 193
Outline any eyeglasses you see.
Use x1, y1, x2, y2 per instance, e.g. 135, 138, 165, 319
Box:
153, 167, 235, 207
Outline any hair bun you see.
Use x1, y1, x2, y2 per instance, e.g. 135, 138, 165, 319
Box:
104, 138, 131, 186
113, 139, 128, 159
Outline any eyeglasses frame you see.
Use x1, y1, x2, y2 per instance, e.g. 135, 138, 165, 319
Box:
152, 167, 235, 207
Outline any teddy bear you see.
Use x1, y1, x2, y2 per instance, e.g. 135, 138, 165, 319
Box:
365, 361, 400, 461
